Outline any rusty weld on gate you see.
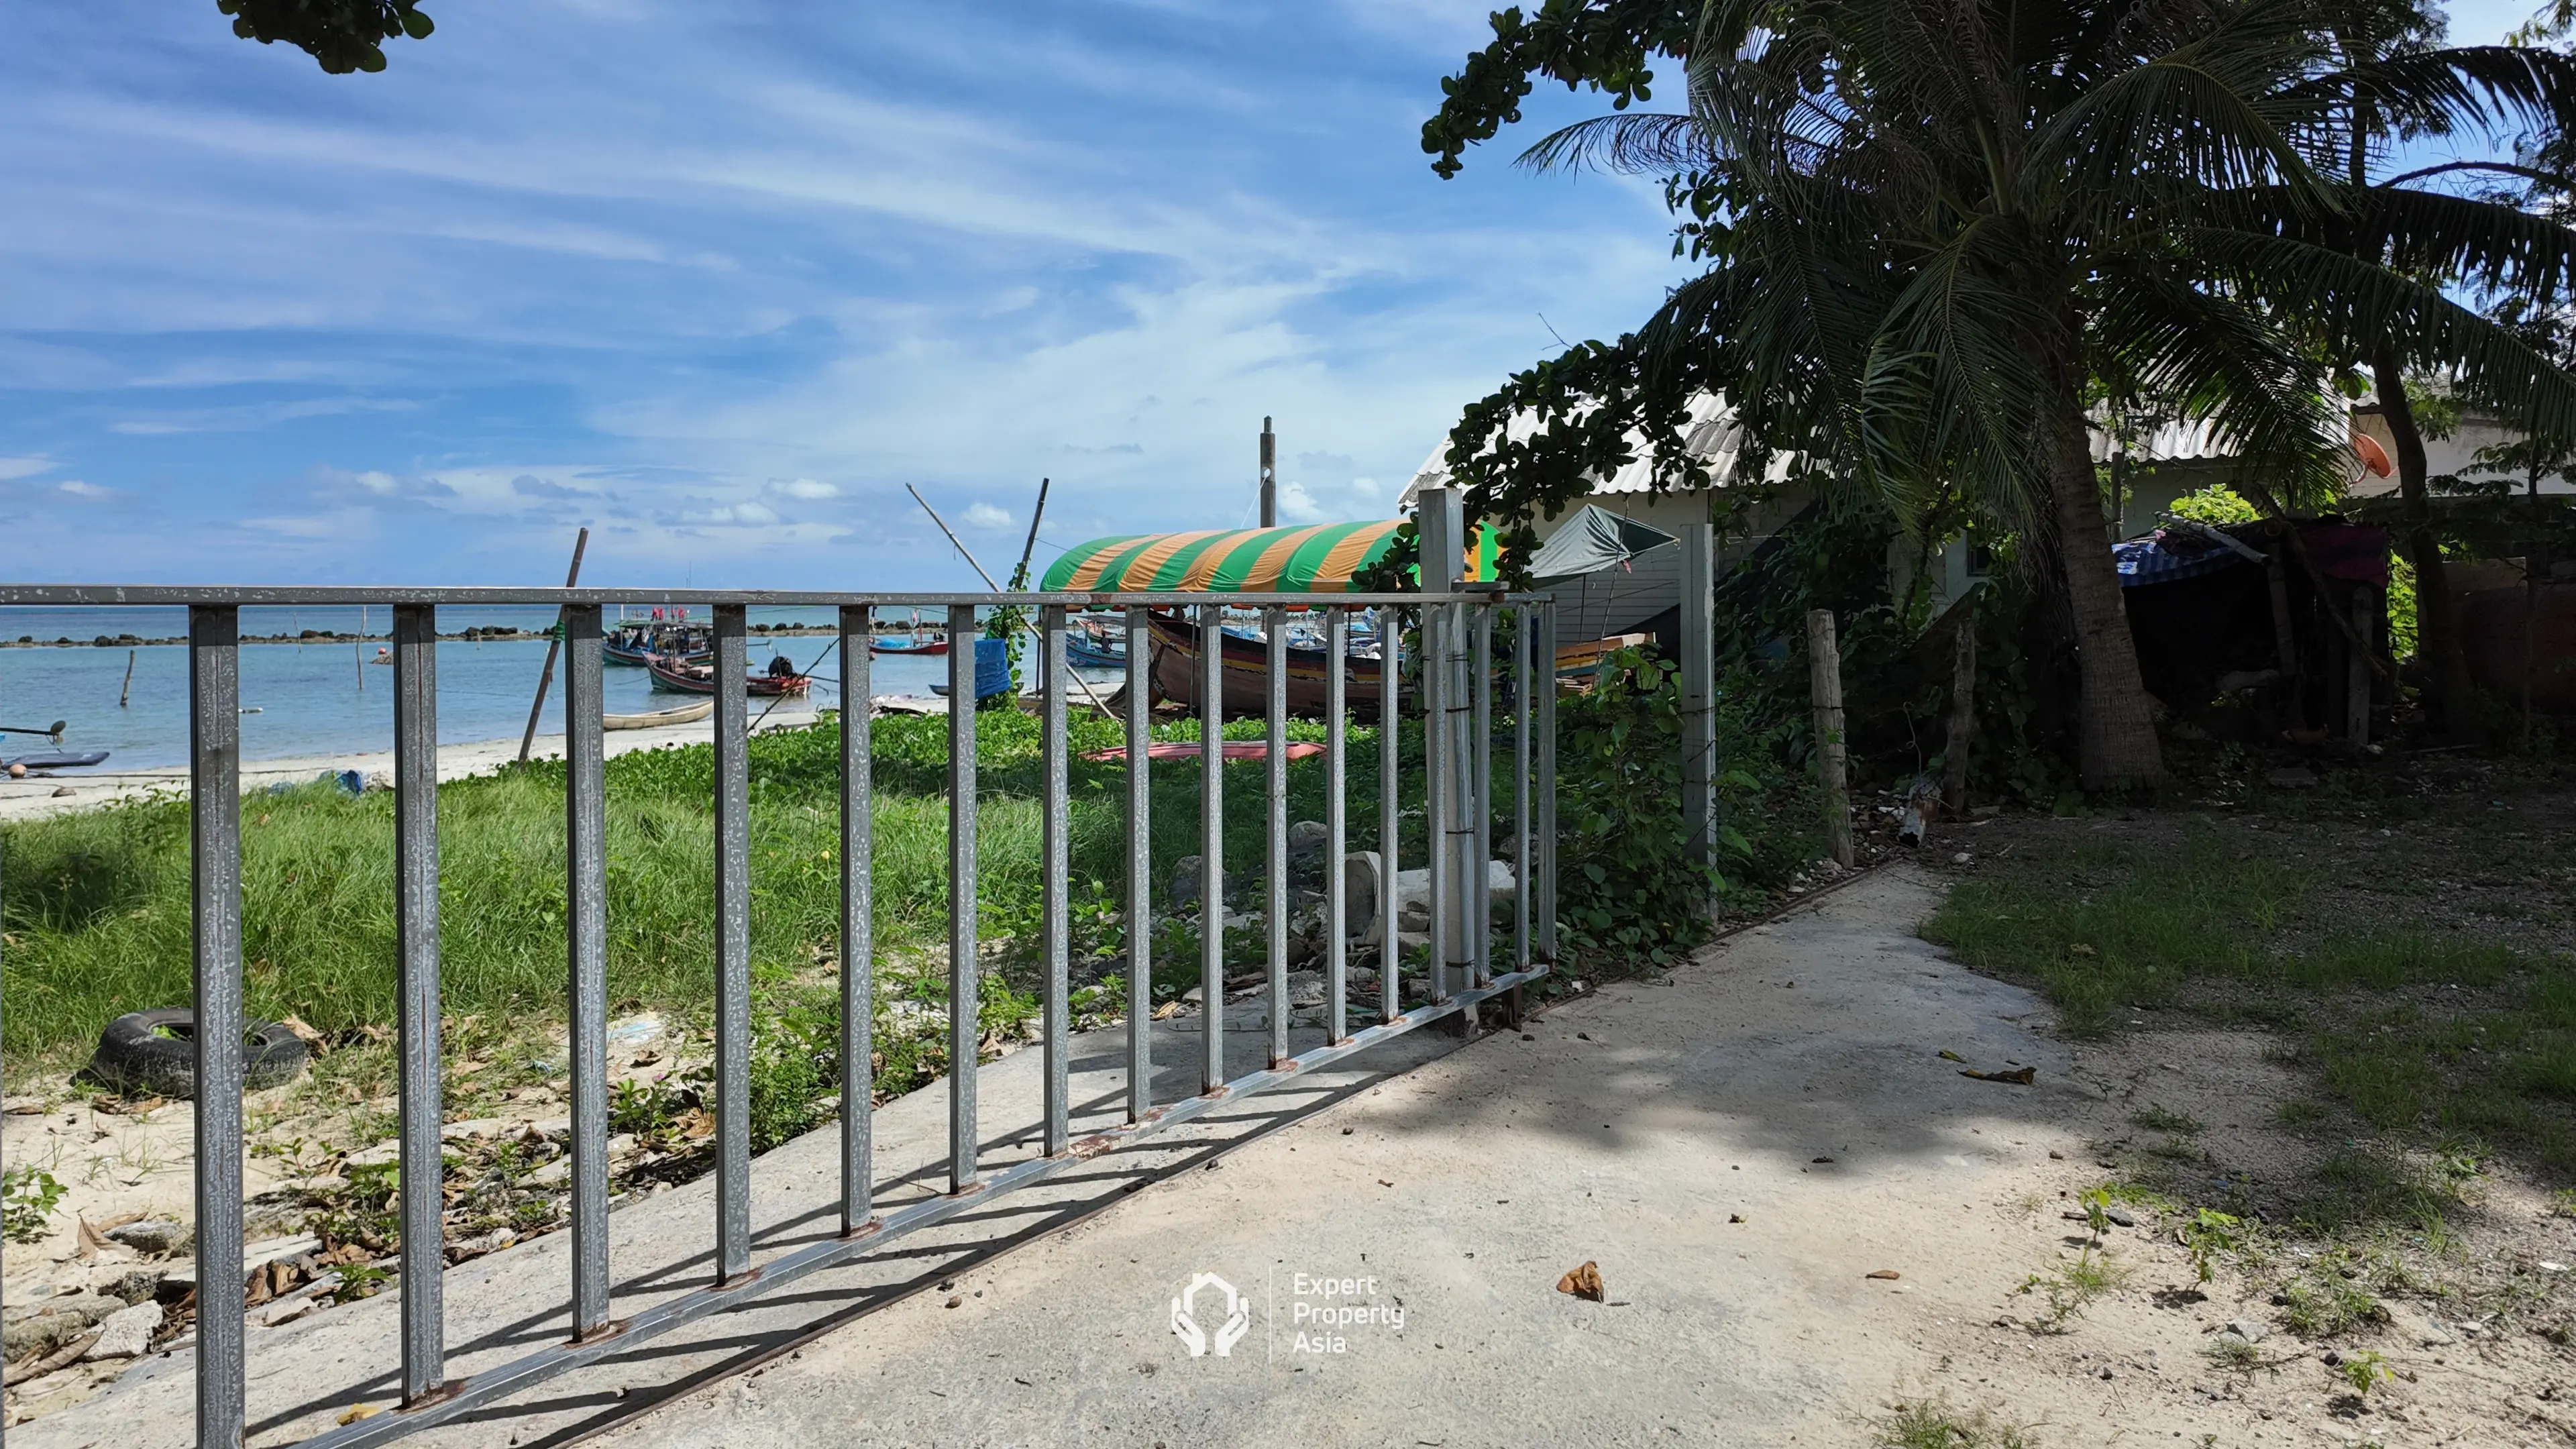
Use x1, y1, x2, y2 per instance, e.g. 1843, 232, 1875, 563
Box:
0, 580, 1560, 1449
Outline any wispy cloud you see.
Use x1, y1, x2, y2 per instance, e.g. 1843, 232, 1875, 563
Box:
0, 2, 1686, 585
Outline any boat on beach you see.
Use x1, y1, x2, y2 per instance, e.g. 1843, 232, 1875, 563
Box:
607, 619, 713, 668
869, 632, 949, 657
1144, 609, 1382, 718
4, 749, 110, 771
647, 657, 812, 696
603, 700, 715, 730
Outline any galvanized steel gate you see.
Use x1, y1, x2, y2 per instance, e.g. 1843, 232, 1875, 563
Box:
0, 576, 1556, 1448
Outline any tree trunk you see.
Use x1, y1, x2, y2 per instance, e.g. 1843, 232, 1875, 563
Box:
2048, 398, 2165, 790
2371, 345, 2482, 745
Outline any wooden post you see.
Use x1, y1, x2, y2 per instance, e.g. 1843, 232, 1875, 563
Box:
2349, 585, 2373, 747
517, 527, 591, 765
2265, 547, 2302, 729
1807, 609, 1854, 868
1258, 417, 1277, 529
120, 648, 137, 708
1942, 616, 1976, 812
1679, 525, 1717, 890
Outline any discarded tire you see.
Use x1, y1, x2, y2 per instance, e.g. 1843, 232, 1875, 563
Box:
86, 1009, 309, 1099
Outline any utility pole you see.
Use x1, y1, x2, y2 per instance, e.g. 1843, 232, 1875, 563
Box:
1258, 417, 1277, 529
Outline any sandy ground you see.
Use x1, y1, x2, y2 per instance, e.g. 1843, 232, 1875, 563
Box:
15, 866, 2572, 1446
0, 705, 867, 823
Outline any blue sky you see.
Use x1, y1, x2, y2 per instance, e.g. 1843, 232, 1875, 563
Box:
0, 2, 2542, 590
0, 3, 1688, 590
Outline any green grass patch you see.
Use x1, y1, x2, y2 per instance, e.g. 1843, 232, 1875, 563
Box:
1923, 816, 2576, 1176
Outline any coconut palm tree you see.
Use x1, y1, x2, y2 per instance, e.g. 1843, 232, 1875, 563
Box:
1425, 0, 2576, 787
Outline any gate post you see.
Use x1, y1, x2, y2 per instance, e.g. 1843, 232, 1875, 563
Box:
1680, 524, 1718, 913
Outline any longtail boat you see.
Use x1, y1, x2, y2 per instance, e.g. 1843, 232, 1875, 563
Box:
648, 658, 811, 696
1144, 610, 1381, 718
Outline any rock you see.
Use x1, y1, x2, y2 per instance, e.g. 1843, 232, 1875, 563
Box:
1287, 820, 1331, 869
3, 1293, 121, 1358
107, 1219, 191, 1256
2103, 1205, 2138, 1228
51, 786, 75, 798
2226, 1318, 2269, 1344
526, 1157, 572, 1187
100, 1267, 167, 1305
82, 1301, 162, 1360
263, 1297, 315, 1328
437, 1118, 513, 1142
2096, 1366, 2114, 1380
1170, 855, 1219, 910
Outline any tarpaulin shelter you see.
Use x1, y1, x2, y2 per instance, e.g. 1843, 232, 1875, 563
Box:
1040, 519, 1499, 594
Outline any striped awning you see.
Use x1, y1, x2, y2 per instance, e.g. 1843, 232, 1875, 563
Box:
1040, 519, 1500, 594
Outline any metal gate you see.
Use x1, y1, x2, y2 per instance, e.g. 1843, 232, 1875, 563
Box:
0, 581, 1555, 1448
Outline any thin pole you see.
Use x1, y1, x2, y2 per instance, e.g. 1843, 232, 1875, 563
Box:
1943, 616, 1978, 813
1124, 606, 1153, 1121
839, 604, 875, 1234
946, 604, 981, 1191
1258, 417, 1277, 529
392, 605, 445, 1401
904, 484, 1112, 716
357, 604, 366, 690
190, 606, 246, 1449
1199, 602, 1225, 1093
119, 647, 136, 708
519, 528, 592, 764
1807, 609, 1854, 869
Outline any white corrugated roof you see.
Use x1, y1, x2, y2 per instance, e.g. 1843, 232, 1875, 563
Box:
1401, 390, 1793, 506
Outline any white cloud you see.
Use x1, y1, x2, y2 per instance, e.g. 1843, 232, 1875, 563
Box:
1277, 480, 1326, 524
963, 502, 1012, 529
688, 500, 780, 527
0, 457, 55, 481
775, 478, 839, 499
56, 479, 117, 499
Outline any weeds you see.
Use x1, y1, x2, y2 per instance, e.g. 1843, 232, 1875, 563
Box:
1876, 1397, 2039, 1448
1, 1164, 65, 1242
2336, 1349, 2394, 1396
2017, 1246, 2129, 1330
2130, 1105, 2204, 1135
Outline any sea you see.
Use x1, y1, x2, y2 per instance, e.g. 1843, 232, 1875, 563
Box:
0, 604, 1110, 771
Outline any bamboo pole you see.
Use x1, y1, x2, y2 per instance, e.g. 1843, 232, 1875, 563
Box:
517, 528, 590, 764
1807, 609, 1854, 868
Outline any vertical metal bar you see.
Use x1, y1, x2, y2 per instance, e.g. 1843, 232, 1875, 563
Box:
1124, 607, 1152, 1122
392, 605, 445, 1401
1537, 600, 1559, 961
1325, 607, 1348, 1043
1422, 603, 1448, 1002
946, 605, 980, 1191
1199, 603, 1225, 1093
191, 605, 245, 1449
1513, 606, 1532, 971
1471, 604, 1493, 989
564, 607, 609, 1334
713, 605, 751, 1279
1264, 607, 1289, 1068
1041, 606, 1071, 1154
838, 605, 874, 1232
1377, 608, 1399, 1024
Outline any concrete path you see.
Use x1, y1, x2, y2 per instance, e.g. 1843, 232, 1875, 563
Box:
594, 867, 2106, 1448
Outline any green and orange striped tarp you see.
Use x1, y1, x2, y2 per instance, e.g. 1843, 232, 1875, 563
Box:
1039, 519, 1499, 594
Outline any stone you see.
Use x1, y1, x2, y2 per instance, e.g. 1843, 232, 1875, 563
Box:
526, 1157, 572, 1187
51, 786, 75, 798
3, 1292, 121, 1358
1169, 855, 1223, 910
2225, 1318, 2269, 1344
101, 1267, 167, 1305
1287, 820, 1331, 867
2103, 1205, 2138, 1228
107, 1218, 191, 1255
82, 1301, 162, 1360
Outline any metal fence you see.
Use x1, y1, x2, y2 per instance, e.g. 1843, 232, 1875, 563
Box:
0, 583, 1556, 1449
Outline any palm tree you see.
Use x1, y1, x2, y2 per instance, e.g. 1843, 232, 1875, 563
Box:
1425, 0, 2576, 787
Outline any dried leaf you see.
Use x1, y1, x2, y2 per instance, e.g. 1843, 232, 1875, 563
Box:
1151, 1000, 1183, 1021
1937, 1049, 1966, 1063
1959, 1066, 2037, 1085
1556, 1260, 1604, 1301
451, 1059, 488, 1076
337, 1403, 384, 1426
627, 1050, 661, 1068
279, 1014, 329, 1051
678, 1108, 717, 1142
1866, 1269, 1901, 1280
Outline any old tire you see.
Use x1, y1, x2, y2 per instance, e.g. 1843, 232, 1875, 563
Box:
87, 1009, 309, 1099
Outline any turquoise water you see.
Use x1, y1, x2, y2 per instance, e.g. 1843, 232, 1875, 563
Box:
0, 605, 1082, 771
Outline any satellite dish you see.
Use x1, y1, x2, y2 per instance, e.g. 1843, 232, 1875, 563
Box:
2352, 433, 2394, 479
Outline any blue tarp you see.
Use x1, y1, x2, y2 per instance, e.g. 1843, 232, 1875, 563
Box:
2112, 533, 2252, 588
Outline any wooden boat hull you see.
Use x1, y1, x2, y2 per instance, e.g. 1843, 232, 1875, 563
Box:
1144, 610, 1381, 718
869, 636, 949, 657
647, 660, 812, 696
603, 700, 714, 731
4, 749, 109, 770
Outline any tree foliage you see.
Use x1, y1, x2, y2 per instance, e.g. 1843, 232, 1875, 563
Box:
1419, 0, 2576, 787
217, 0, 433, 74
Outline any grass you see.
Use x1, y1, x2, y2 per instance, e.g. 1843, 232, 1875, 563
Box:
1923, 816, 2576, 1175
1876, 1398, 2040, 1449
0, 708, 1452, 1064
